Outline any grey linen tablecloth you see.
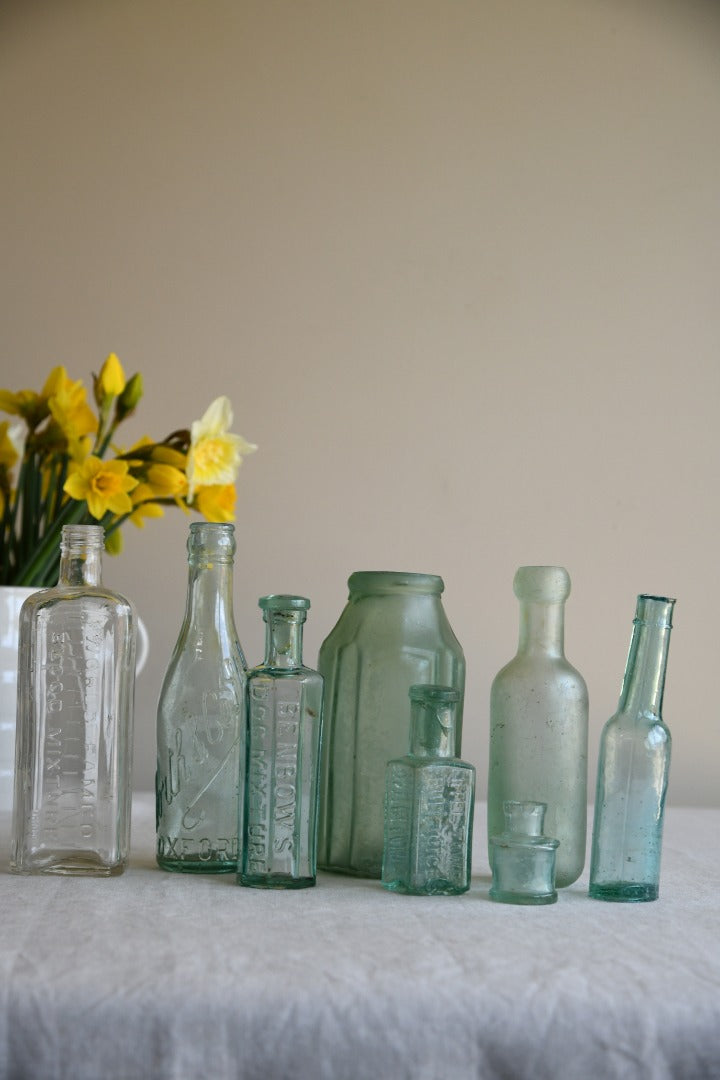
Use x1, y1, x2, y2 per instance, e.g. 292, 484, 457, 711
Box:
1, 796, 719, 1080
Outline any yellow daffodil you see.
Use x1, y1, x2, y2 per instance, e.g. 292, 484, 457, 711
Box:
132, 464, 188, 503
149, 444, 186, 469
2, 358, 256, 586
0, 388, 50, 429
0, 422, 19, 469
186, 396, 256, 499
129, 501, 166, 528
193, 483, 236, 523
64, 456, 138, 520
48, 369, 98, 445
96, 353, 127, 400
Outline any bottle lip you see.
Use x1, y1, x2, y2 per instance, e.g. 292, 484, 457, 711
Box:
61, 524, 104, 547
635, 594, 676, 628
513, 565, 570, 603
348, 571, 444, 596
259, 594, 310, 612
189, 522, 234, 535
187, 520, 236, 561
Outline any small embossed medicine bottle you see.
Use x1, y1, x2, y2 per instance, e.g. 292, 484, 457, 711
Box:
240, 595, 323, 889
11, 525, 137, 876
382, 685, 475, 896
156, 522, 247, 873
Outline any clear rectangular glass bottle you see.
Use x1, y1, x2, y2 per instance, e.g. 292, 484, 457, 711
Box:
239, 595, 323, 889
382, 684, 475, 896
589, 594, 675, 902
11, 525, 137, 876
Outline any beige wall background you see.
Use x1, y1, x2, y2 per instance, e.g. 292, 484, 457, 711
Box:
2, 0, 719, 803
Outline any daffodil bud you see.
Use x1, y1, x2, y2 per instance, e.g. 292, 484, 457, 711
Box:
115, 373, 143, 421
95, 354, 127, 406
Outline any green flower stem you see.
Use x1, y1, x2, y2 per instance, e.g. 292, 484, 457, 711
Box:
15, 499, 88, 586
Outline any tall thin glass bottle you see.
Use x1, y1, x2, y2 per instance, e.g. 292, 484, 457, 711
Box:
589, 594, 675, 902
487, 566, 588, 887
156, 522, 246, 873
382, 685, 475, 896
240, 595, 323, 889
11, 525, 136, 876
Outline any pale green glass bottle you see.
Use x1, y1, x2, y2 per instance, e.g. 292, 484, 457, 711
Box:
589, 594, 675, 903
318, 571, 466, 879
382, 685, 475, 896
487, 566, 588, 887
240, 595, 323, 889
489, 800, 559, 905
156, 523, 247, 873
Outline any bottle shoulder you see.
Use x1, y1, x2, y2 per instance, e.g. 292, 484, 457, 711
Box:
22, 584, 134, 611
387, 755, 475, 775
603, 710, 670, 736
248, 664, 322, 680
492, 652, 587, 694
320, 596, 463, 652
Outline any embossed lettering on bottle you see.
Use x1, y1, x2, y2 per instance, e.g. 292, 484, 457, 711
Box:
382, 685, 475, 896
156, 523, 247, 874
11, 524, 136, 876
239, 596, 324, 890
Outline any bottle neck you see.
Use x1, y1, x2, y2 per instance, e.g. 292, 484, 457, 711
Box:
517, 601, 566, 658
58, 530, 104, 587
410, 700, 456, 758
264, 612, 305, 669
618, 605, 674, 720
185, 559, 235, 629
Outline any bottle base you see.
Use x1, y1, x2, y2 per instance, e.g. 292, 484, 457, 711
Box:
239, 873, 315, 890
589, 881, 658, 902
11, 855, 125, 877
319, 861, 381, 880
489, 888, 557, 905
382, 878, 469, 896
156, 857, 236, 874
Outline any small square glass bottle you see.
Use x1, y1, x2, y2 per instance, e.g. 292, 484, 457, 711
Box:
239, 595, 324, 889
382, 684, 475, 896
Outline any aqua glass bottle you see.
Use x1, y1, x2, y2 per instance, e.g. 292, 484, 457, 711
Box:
318, 571, 465, 879
382, 685, 475, 896
489, 800, 559, 905
240, 595, 323, 889
589, 594, 675, 903
487, 566, 588, 887
11, 525, 137, 876
156, 522, 247, 873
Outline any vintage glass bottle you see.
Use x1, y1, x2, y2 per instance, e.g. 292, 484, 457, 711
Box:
240, 595, 324, 889
382, 685, 475, 896
318, 571, 465, 878
156, 522, 246, 873
489, 800, 559, 905
589, 594, 675, 902
11, 525, 137, 876
487, 566, 588, 887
